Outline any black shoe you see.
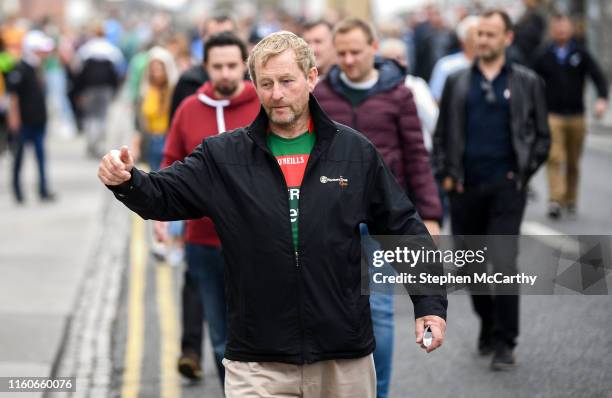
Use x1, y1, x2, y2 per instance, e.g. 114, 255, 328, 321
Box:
547, 202, 562, 220
478, 323, 494, 355
178, 352, 203, 381
566, 204, 577, 219
478, 339, 495, 356
491, 344, 515, 371
40, 192, 57, 203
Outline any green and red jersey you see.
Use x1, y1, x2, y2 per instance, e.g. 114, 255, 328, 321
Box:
267, 121, 316, 249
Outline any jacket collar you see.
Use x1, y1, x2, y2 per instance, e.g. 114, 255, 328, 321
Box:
471, 57, 512, 77
247, 94, 338, 151
326, 56, 406, 101
549, 38, 576, 52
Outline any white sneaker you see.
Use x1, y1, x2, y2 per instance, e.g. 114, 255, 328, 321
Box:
167, 246, 184, 267
151, 241, 167, 261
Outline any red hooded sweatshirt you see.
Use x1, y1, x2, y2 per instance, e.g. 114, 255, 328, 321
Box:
161, 80, 260, 246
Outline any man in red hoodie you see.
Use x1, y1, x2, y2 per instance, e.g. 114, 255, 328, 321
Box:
159, 31, 260, 384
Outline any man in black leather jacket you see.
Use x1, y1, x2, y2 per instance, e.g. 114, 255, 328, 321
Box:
433, 9, 550, 371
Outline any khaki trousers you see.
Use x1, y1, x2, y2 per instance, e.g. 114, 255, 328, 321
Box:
547, 114, 586, 206
223, 354, 376, 398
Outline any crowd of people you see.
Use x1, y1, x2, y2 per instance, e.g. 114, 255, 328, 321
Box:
3, 0, 609, 396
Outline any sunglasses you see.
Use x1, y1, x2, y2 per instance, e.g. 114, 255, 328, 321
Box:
480, 80, 497, 104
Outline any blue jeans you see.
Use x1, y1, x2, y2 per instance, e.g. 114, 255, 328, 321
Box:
184, 243, 227, 385
12, 125, 48, 200
147, 134, 166, 172
360, 224, 394, 398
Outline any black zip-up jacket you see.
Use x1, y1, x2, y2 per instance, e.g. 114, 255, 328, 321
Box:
109, 96, 448, 364
534, 40, 608, 115
433, 62, 550, 189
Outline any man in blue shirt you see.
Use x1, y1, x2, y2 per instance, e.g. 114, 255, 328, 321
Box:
429, 15, 479, 102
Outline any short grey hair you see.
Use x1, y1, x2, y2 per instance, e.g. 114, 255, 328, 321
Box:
456, 15, 480, 42
248, 31, 315, 85
379, 38, 407, 61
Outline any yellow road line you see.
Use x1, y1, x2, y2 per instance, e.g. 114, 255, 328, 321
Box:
121, 215, 147, 398
157, 262, 181, 398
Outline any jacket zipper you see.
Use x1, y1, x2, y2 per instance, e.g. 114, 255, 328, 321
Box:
248, 128, 338, 363
351, 104, 358, 130
248, 131, 307, 361
295, 248, 305, 362
292, 131, 338, 363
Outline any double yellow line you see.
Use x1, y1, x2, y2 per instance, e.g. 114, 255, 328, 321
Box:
157, 255, 181, 397
121, 215, 146, 398
121, 214, 181, 398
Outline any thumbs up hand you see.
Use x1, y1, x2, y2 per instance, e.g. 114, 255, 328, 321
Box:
98, 145, 135, 186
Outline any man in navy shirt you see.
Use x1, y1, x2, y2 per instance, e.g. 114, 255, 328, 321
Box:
434, 10, 550, 370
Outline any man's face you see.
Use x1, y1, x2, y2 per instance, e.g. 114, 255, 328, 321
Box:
303, 24, 335, 73
476, 15, 513, 62
254, 50, 317, 128
550, 17, 574, 44
523, 0, 538, 8
333, 28, 377, 83
205, 45, 246, 97
34, 50, 51, 60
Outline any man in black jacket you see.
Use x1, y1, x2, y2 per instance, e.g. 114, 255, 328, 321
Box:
74, 25, 123, 158
433, 10, 550, 370
100, 31, 447, 396
511, 0, 547, 67
534, 14, 608, 219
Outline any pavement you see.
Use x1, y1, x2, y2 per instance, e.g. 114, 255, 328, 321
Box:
0, 100, 611, 398
0, 100, 131, 398
0, 126, 104, 397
